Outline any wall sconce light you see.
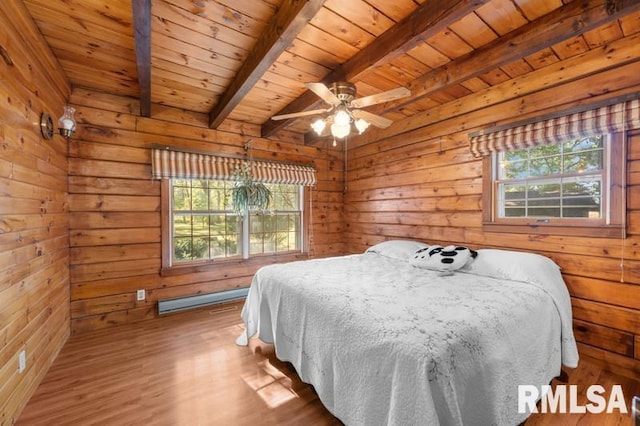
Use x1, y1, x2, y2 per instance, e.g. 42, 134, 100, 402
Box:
58, 105, 76, 139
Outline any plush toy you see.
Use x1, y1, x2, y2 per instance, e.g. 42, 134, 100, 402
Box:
411, 245, 478, 276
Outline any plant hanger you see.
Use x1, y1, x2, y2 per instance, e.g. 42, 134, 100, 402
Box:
230, 140, 272, 217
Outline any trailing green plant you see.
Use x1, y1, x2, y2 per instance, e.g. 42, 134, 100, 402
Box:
230, 162, 272, 216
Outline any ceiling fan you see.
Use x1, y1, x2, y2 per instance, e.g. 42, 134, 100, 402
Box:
271, 82, 411, 139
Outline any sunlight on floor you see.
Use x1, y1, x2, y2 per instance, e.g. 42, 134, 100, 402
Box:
242, 359, 300, 408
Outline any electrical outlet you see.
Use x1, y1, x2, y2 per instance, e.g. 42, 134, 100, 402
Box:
136, 289, 146, 301
18, 350, 26, 373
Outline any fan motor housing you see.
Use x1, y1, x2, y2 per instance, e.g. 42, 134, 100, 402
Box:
329, 82, 356, 103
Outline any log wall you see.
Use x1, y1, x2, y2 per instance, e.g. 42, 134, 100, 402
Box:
67, 88, 344, 334
344, 32, 640, 376
0, 2, 70, 424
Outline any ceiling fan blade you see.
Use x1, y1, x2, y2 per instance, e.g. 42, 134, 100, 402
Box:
350, 87, 411, 109
271, 108, 331, 121
352, 109, 393, 129
305, 82, 341, 106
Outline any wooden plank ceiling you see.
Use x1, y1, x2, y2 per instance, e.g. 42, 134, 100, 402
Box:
23, 0, 640, 139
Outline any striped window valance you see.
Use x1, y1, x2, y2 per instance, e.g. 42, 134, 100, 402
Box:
151, 148, 317, 186
470, 99, 640, 158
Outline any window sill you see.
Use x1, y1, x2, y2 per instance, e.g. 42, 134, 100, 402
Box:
482, 222, 624, 238
160, 251, 309, 277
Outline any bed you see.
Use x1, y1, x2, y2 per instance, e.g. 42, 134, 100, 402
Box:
236, 241, 579, 425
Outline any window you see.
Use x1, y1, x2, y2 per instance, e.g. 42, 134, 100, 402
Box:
496, 135, 605, 220
483, 133, 624, 237
166, 179, 304, 267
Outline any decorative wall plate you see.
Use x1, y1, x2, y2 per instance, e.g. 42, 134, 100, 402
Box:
40, 112, 54, 140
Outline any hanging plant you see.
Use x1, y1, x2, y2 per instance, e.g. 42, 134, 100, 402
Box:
229, 142, 272, 216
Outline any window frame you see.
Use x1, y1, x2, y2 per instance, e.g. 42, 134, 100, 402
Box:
482, 132, 625, 238
161, 179, 309, 275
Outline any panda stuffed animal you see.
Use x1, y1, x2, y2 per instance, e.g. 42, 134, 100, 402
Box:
411, 245, 478, 276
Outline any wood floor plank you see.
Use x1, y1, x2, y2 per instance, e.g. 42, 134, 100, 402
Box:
17, 302, 639, 425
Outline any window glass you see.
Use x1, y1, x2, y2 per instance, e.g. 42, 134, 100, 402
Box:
249, 184, 302, 255
171, 180, 240, 262
169, 180, 302, 264
496, 135, 605, 220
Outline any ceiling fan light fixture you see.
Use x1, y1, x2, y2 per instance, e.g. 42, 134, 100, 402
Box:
330, 122, 350, 139
355, 118, 370, 134
311, 118, 326, 135
273, 81, 411, 139
334, 109, 351, 126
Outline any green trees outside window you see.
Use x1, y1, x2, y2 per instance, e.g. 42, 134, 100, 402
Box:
171, 179, 302, 263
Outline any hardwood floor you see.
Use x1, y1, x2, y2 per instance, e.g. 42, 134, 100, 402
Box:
18, 302, 640, 425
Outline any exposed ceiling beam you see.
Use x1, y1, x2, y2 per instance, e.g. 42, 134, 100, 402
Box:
375, 0, 640, 115
261, 0, 488, 138
208, 0, 326, 129
132, 0, 151, 117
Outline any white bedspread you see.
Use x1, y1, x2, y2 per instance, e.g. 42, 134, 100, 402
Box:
236, 253, 577, 425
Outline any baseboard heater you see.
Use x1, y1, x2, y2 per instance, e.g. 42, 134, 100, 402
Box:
158, 287, 249, 315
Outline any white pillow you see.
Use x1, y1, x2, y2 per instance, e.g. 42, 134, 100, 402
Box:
411, 245, 477, 275
460, 249, 561, 284
365, 240, 429, 261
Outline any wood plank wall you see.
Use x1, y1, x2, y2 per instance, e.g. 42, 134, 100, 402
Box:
67, 88, 344, 334
0, 1, 70, 424
344, 31, 640, 375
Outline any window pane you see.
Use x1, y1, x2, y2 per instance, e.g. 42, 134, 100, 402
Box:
528, 207, 561, 217
563, 200, 601, 218
564, 151, 603, 173
503, 149, 527, 162
530, 144, 560, 158
174, 237, 193, 261
173, 215, 192, 236
191, 216, 209, 236
528, 198, 560, 207
226, 215, 240, 235
266, 184, 300, 211
210, 217, 226, 248
173, 186, 191, 210
290, 231, 300, 250
564, 135, 603, 152
500, 160, 527, 179
504, 199, 526, 217
290, 215, 300, 233
250, 241, 263, 254
503, 184, 526, 200
250, 216, 263, 234
530, 156, 561, 176
275, 232, 289, 252
209, 188, 222, 210
192, 186, 208, 211
191, 237, 209, 260
528, 183, 560, 199
562, 180, 601, 198
224, 235, 240, 257
276, 215, 289, 231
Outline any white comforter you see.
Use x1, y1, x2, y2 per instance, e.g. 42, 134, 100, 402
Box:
236, 253, 577, 426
